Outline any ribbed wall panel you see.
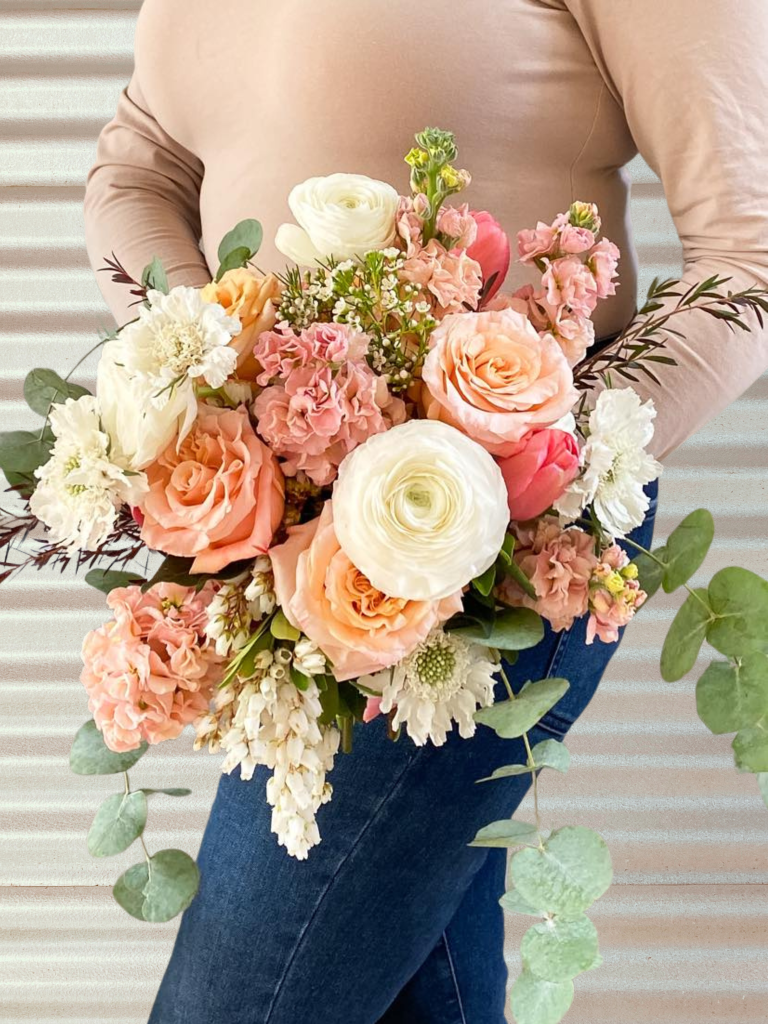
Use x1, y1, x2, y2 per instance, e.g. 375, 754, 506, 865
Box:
0, 6, 766, 1023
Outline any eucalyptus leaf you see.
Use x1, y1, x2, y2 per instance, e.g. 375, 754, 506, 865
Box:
732, 720, 768, 773
142, 554, 252, 593
471, 563, 497, 597
631, 546, 666, 600
475, 678, 570, 739
696, 654, 768, 735
85, 568, 146, 594
470, 819, 539, 849
141, 256, 169, 295
0, 427, 54, 476
140, 788, 192, 798
521, 913, 599, 982
271, 609, 300, 642
499, 888, 543, 916
215, 246, 253, 281
23, 368, 90, 417
706, 568, 768, 658
511, 826, 612, 919
660, 589, 712, 682
70, 720, 147, 775
217, 219, 263, 264
87, 791, 147, 857
510, 970, 574, 1024
113, 849, 199, 923
477, 763, 534, 782
530, 739, 570, 773
662, 509, 714, 592
141, 849, 200, 923
455, 608, 544, 651
758, 774, 768, 809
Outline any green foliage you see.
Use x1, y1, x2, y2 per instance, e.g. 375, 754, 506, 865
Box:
113, 849, 199, 923
660, 589, 712, 681
454, 608, 544, 652
141, 256, 169, 295
661, 509, 714, 592
0, 426, 53, 477
270, 609, 300, 642
478, 740, 569, 783
510, 970, 574, 1024
23, 368, 90, 417
85, 568, 146, 594
87, 791, 147, 857
696, 655, 768, 735
141, 554, 252, 593
70, 720, 147, 775
521, 914, 600, 982
497, 533, 538, 600
500, 889, 543, 916
732, 720, 768, 773
630, 547, 666, 599
215, 219, 263, 282
706, 568, 768, 658
140, 788, 192, 798
470, 819, 539, 849
510, 827, 612, 920
475, 678, 569, 739
758, 774, 768, 809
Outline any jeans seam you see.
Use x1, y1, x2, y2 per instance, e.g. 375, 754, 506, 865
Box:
263, 744, 429, 1023
534, 627, 572, 738
441, 931, 468, 1024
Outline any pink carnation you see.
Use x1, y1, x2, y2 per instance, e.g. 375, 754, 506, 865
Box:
81, 583, 222, 753
254, 359, 405, 486
498, 517, 598, 633
253, 322, 369, 385
401, 239, 483, 315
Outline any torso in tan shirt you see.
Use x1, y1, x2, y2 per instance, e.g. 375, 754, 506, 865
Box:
84, 0, 768, 460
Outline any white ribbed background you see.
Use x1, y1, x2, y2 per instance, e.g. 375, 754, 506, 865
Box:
1, 5, 766, 1022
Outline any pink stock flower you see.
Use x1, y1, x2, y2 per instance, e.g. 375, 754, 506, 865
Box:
396, 194, 430, 255
421, 307, 577, 454
498, 518, 598, 633
586, 543, 647, 644
401, 239, 483, 315
541, 256, 599, 318
140, 403, 285, 574
253, 322, 369, 385
486, 286, 596, 366
588, 239, 621, 299
468, 211, 511, 303
497, 428, 580, 521
254, 359, 405, 486
269, 502, 463, 681
81, 583, 222, 753
437, 203, 478, 249
558, 224, 596, 255
517, 217, 564, 264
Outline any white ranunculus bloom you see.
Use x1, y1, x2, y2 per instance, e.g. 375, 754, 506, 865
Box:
555, 388, 662, 538
360, 630, 498, 747
332, 419, 510, 601
96, 286, 240, 469
275, 173, 399, 267
29, 395, 147, 552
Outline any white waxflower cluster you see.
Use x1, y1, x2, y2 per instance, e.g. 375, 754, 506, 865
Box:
361, 629, 498, 747
29, 395, 147, 552
217, 648, 340, 859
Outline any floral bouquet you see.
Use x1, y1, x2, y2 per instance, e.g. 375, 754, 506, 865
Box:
2, 128, 768, 1024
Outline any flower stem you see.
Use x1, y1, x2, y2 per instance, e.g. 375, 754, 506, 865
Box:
499, 666, 544, 844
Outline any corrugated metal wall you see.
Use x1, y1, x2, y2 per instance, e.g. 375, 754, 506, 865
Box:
1, 4, 766, 1022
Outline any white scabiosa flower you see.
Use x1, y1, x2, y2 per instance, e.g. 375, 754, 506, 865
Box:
555, 388, 661, 538
97, 286, 240, 469
361, 630, 498, 747
275, 173, 399, 267
332, 419, 509, 601
218, 648, 339, 859
29, 395, 147, 552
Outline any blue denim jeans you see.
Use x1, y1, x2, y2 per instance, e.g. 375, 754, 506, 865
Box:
149, 482, 658, 1024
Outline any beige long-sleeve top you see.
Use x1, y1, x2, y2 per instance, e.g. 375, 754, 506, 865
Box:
83, 0, 768, 462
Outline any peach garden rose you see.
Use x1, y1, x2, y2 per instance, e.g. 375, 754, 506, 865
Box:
140, 402, 285, 574
421, 307, 577, 455
270, 501, 463, 681
201, 268, 282, 380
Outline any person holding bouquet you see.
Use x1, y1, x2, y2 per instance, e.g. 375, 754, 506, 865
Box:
78, 1, 768, 1022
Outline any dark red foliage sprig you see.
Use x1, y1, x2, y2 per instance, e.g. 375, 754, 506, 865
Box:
98, 253, 148, 307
